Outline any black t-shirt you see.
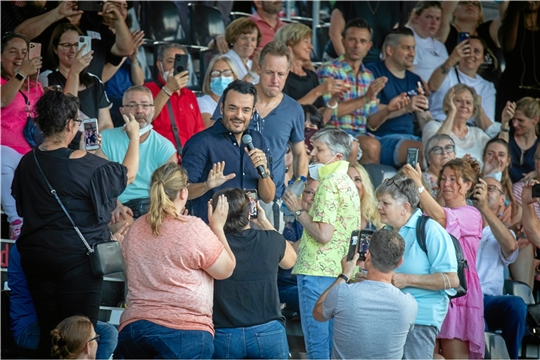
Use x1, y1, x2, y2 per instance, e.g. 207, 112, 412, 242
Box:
12, 148, 127, 254
282, 68, 325, 109
213, 229, 286, 328
43, 69, 111, 119
38, 13, 122, 78
0, 2, 46, 34
444, 22, 503, 87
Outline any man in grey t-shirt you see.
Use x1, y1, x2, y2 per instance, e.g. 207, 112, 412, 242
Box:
313, 229, 418, 359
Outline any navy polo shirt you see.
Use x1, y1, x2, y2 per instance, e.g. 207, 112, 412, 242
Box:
366, 61, 421, 137
182, 120, 271, 223
212, 94, 305, 198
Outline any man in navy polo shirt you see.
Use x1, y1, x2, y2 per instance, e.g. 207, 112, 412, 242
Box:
182, 80, 276, 223
366, 27, 433, 168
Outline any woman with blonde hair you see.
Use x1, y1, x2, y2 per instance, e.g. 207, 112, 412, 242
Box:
50, 316, 98, 359
499, 97, 540, 182
116, 162, 236, 359
347, 163, 382, 229
197, 55, 239, 128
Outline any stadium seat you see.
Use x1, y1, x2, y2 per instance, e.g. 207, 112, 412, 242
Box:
484, 332, 510, 359
188, 4, 226, 47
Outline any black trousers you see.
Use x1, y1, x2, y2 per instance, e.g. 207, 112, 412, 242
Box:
20, 248, 103, 358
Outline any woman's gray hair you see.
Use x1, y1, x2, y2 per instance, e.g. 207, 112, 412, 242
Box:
424, 133, 455, 166
375, 175, 419, 211
311, 128, 352, 159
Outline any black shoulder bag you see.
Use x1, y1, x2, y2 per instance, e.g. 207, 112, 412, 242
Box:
33, 150, 125, 277
156, 82, 183, 159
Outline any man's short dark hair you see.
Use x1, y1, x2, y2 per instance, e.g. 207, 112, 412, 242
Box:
369, 229, 405, 273
382, 27, 415, 55
342, 18, 372, 39
222, 79, 258, 108
302, 104, 323, 130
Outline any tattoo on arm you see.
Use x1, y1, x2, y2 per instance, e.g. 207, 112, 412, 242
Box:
440, 65, 449, 75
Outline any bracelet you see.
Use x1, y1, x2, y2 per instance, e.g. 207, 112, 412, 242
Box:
326, 101, 338, 109
131, 59, 139, 66
162, 87, 172, 97
337, 274, 350, 283
501, 127, 510, 132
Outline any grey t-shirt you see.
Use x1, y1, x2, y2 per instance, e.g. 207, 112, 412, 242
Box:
322, 280, 418, 359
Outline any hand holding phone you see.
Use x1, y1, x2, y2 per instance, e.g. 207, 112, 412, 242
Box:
246, 190, 258, 219
174, 54, 189, 75
29, 42, 41, 60
78, 36, 92, 56
83, 119, 100, 151
407, 148, 419, 168
77, 1, 104, 12
358, 230, 374, 261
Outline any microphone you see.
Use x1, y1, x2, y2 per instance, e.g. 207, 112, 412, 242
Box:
242, 134, 267, 179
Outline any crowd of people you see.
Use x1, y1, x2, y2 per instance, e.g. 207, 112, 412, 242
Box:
2, 0, 540, 359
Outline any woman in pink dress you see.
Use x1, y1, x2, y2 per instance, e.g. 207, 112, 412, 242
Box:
402, 157, 484, 359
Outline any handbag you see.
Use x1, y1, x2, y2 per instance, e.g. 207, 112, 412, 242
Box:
32, 150, 125, 276
20, 91, 44, 147
527, 303, 540, 329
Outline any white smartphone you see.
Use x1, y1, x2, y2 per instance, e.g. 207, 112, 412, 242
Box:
78, 36, 92, 56
83, 118, 99, 151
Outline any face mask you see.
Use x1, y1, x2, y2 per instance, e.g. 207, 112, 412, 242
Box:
159, 63, 169, 80
324, 154, 337, 165
210, 76, 234, 96
139, 123, 153, 136
308, 163, 323, 181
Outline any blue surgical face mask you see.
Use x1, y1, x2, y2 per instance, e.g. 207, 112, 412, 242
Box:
210, 76, 234, 96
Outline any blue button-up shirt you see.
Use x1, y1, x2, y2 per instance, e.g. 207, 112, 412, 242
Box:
182, 120, 271, 223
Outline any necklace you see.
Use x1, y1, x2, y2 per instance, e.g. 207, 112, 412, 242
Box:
366, 1, 380, 16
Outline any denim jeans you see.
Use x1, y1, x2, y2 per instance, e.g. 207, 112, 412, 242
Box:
116, 320, 214, 359
297, 275, 335, 359
484, 294, 528, 359
14, 321, 118, 360
212, 320, 288, 359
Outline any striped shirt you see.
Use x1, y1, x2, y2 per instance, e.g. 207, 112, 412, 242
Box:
317, 55, 378, 134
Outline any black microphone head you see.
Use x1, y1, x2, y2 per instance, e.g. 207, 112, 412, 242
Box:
242, 134, 253, 144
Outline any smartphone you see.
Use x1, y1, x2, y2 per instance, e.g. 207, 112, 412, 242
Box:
417, 81, 429, 110
28, 42, 41, 60
174, 54, 189, 75
458, 32, 470, 44
78, 36, 92, 56
83, 118, 99, 151
77, 1, 104, 12
532, 184, 540, 198
407, 148, 419, 168
358, 229, 374, 261
246, 189, 258, 219
346, 230, 359, 261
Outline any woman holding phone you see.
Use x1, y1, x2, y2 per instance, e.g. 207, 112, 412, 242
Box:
40, 23, 113, 131
1, 32, 43, 239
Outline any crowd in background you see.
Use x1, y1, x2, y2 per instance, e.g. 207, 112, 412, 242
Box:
2, 0, 540, 359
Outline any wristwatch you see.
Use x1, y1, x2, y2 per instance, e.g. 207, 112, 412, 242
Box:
14, 72, 25, 81
295, 209, 305, 217
337, 274, 350, 283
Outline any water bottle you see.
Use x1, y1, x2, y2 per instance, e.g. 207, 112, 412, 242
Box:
281, 176, 307, 223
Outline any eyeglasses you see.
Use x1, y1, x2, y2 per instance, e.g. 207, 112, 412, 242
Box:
123, 103, 155, 110
210, 70, 234, 78
487, 185, 504, 195
72, 118, 83, 125
88, 334, 100, 343
430, 144, 455, 155
57, 43, 79, 51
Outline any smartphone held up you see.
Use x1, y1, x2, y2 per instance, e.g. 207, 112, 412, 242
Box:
83, 119, 99, 151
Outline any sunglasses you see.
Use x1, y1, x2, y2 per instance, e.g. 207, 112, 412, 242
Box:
430, 144, 455, 155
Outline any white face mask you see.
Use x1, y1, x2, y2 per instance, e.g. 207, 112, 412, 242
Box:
139, 123, 153, 136
159, 63, 169, 80
324, 154, 337, 165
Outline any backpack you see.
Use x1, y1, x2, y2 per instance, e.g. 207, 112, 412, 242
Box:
415, 215, 468, 299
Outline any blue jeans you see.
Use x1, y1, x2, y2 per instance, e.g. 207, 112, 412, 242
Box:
297, 275, 335, 359
116, 320, 213, 359
376, 134, 421, 167
213, 320, 288, 359
279, 285, 299, 313
484, 294, 527, 359
14, 321, 118, 360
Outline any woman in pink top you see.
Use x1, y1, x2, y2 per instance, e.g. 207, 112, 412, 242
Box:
116, 162, 236, 359
1, 32, 43, 239
403, 157, 485, 359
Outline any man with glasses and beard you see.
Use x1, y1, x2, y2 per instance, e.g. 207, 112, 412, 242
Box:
96, 85, 177, 232
183, 80, 276, 223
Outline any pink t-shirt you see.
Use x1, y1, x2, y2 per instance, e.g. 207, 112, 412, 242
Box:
119, 214, 224, 335
0, 78, 43, 154
250, 12, 285, 52
513, 181, 540, 218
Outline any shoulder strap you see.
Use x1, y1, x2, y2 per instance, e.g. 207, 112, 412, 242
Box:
32, 150, 94, 254
454, 68, 461, 84
155, 82, 183, 155
415, 215, 430, 254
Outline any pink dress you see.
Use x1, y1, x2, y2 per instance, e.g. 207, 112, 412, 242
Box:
437, 206, 485, 359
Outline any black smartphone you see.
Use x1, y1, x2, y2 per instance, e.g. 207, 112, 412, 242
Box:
358, 229, 374, 261
346, 230, 359, 261
407, 148, 419, 168
77, 1, 104, 12
532, 184, 540, 198
246, 190, 258, 219
458, 32, 470, 44
174, 54, 189, 75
